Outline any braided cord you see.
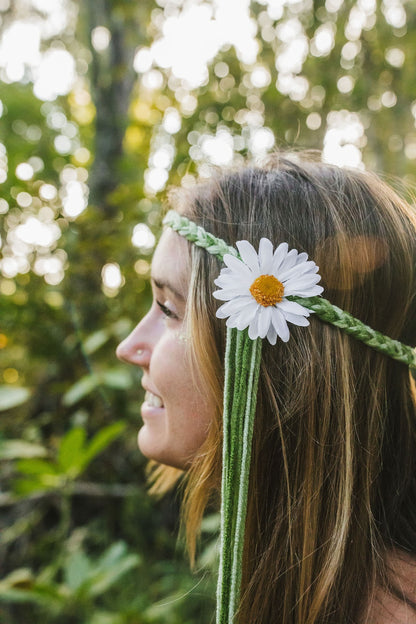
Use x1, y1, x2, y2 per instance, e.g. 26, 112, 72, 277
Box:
289, 295, 416, 369
163, 210, 416, 369
216, 327, 262, 624
163, 210, 237, 260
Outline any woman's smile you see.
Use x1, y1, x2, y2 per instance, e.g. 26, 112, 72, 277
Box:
143, 390, 164, 408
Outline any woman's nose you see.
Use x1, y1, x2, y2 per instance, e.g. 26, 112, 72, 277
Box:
116, 317, 151, 367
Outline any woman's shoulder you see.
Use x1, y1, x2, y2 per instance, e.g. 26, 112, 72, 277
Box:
365, 551, 416, 624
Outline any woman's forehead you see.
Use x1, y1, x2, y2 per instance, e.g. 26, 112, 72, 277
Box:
151, 229, 190, 297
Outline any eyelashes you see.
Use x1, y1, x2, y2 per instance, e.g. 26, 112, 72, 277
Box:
156, 300, 179, 320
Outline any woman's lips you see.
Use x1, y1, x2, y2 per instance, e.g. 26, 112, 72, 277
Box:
144, 390, 164, 408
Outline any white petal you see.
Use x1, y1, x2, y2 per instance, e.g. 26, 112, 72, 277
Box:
214, 272, 252, 290
266, 325, 277, 345
271, 307, 290, 342
272, 242, 289, 272
283, 312, 310, 327
215, 296, 253, 317
277, 248, 298, 274
248, 308, 261, 340
296, 252, 308, 264
214, 273, 252, 291
284, 274, 322, 296
215, 271, 246, 285
216, 304, 230, 319
223, 253, 253, 279
236, 301, 259, 330
212, 290, 229, 302
258, 238, 274, 273
225, 315, 239, 329
236, 240, 260, 274
221, 299, 258, 331
278, 299, 310, 316
279, 260, 318, 283
222, 295, 253, 314
213, 288, 249, 301
295, 284, 324, 297
258, 306, 273, 339
311, 285, 324, 295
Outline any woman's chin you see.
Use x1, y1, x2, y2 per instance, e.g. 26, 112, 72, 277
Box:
137, 425, 184, 469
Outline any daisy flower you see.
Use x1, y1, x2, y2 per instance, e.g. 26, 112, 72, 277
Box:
213, 238, 324, 344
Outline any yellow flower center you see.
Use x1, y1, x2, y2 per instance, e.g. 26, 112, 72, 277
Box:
249, 274, 284, 307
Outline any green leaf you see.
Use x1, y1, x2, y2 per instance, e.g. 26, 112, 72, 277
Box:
62, 368, 131, 408
77, 421, 126, 473
89, 612, 124, 624
0, 386, 31, 411
101, 368, 132, 390
96, 541, 128, 570
58, 427, 86, 473
201, 513, 220, 533
16, 458, 59, 476
88, 554, 140, 597
0, 564, 63, 607
0, 568, 34, 590
62, 374, 100, 407
0, 578, 64, 608
82, 329, 111, 355
0, 440, 47, 460
0, 510, 42, 546
14, 475, 61, 495
64, 550, 91, 591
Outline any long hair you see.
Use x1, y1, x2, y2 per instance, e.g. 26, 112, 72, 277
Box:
152, 153, 416, 623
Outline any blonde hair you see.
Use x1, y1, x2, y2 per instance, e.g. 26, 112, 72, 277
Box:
151, 154, 416, 623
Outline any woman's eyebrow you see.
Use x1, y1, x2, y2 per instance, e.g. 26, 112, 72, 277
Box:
151, 276, 185, 301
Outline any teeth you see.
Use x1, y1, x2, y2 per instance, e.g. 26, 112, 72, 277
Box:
145, 391, 164, 408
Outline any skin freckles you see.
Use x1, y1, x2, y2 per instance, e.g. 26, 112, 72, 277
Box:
116, 229, 212, 469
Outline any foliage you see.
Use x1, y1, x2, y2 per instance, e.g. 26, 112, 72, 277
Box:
1, 0, 416, 622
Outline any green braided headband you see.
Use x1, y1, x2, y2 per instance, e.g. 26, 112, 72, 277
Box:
163, 209, 416, 624
163, 210, 416, 368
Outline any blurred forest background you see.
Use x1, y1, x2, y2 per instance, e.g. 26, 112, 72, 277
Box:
1, 0, 416, 622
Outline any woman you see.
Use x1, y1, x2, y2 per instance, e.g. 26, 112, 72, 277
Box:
117, 153, 416, 624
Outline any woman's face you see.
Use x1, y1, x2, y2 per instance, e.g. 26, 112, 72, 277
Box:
116, 229, 213, 469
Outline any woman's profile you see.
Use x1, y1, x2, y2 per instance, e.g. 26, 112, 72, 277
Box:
117, 153, 416, 624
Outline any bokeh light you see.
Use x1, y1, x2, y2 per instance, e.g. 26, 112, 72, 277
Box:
323, 110, 365, 169
34, 49, 76, 101
201, 129, 234, 166
15, 163, 34, 181
91, 26, 111, 52
39, 184, 58, 201
131, 224, 156, 253
14, 216, 61, 247
102, 262, 125, 296
163, 108, 181, 134
61, 180, 88, 218
0, 21, 41, 81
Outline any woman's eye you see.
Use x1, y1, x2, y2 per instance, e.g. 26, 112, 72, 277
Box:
156, 300, 178, 320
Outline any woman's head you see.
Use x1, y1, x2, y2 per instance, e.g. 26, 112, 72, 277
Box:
119, 152, 416, 623
166, 153, 416, 622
